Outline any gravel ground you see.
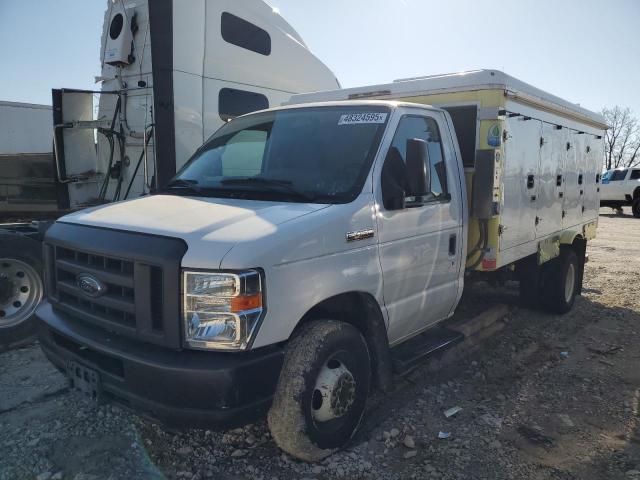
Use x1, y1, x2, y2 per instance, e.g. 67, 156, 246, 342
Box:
1, 208, 639, 480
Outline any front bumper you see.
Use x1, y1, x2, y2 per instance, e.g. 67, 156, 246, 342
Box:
36, 301, 284, 430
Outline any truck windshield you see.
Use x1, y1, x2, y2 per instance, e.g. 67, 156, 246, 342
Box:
168, 105, 390, 203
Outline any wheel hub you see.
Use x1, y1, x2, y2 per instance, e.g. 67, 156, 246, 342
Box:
0, 259, 43, 329
311, 358, 357, 423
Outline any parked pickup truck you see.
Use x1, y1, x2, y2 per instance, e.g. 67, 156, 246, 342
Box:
600, 167, 640, 217
36, 71, 607, 461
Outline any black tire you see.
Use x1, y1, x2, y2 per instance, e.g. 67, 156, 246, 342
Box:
541, 248, 579, 314
632, 198, 640, 218
0, 235, 44, 352
267, 320, 371, 462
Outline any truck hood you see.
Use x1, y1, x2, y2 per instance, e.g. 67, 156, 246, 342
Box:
59, 195, 330, 268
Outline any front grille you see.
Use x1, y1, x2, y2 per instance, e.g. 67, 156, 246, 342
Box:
55, 247, 136, 329
48, 244, 171, 346
43, 222, 187, 349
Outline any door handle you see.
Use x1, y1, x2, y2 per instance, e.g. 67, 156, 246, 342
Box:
449, 234, 457, 257
527, 174, 535, 189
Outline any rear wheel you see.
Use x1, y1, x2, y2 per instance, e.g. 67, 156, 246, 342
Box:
268, 320, 370, 462
632, 198, 640, 218
541, 249, 579, 314
0, 238, 44, 352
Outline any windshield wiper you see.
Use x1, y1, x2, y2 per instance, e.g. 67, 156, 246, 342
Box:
162, 179, 203, 194
220, 177, 316, 202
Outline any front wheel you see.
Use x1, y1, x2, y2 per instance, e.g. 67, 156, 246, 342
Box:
632, 198, 640, 218
268, 320, 371, 462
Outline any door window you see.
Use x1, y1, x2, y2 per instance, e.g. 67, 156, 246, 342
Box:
610, 169, 628, 181
630, 169, 640, 180
390, 116, 448, 200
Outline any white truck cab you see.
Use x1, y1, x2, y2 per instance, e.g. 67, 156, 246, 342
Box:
600, 167, 640, 217
37, 74, 607, 461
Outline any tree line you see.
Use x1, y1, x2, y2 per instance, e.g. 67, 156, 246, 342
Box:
602, 106, 640, 170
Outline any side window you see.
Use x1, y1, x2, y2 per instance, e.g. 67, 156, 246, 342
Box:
390, 115, 448, 200
630, 170, 640, 180
610, 169, 628, 181
221, 12, 271, 56
219, 88, 269, 122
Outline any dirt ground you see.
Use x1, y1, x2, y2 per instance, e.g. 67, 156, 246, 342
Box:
1, 208, 639, 480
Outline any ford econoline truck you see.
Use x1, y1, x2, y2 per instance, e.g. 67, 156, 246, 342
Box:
37, 71, 607, 461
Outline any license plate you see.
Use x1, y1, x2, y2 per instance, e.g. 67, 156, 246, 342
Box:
67, 361, 101, 400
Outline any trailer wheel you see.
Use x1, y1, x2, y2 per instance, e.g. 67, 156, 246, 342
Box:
0, 238, 44, 352
267, 320, 370, 462
632, 198, 640, 218
541, 249, 579, 314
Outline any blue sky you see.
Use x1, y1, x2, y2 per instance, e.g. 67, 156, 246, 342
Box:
1, 0, 638, 115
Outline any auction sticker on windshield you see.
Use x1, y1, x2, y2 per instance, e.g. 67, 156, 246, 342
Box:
338, 113, 388, 125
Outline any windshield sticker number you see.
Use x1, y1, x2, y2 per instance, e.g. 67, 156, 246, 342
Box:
338, 113, 388, 125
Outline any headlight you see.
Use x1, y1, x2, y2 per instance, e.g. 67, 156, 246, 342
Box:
183, 270, 263, 350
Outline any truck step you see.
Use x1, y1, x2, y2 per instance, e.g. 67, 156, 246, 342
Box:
390, 327, 464, 375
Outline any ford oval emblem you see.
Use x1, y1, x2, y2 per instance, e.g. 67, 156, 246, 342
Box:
75, 273, 107, 298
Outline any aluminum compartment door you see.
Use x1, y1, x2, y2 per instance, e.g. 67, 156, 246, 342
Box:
536, 124, 564, 237
562, 134, 578, 228
501, 118, 542, 250
583, 135, 602, 221
564, 132, 585, 227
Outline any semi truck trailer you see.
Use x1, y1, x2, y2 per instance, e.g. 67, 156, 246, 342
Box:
35, 70, 607, 461
0, 0, 340, 350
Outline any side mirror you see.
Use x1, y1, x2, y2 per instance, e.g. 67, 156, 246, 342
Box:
405, 138, 431, 198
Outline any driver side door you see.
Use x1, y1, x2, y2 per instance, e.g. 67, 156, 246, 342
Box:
375, 112, 464, 346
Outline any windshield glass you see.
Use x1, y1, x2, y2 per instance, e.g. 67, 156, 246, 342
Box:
168, 105, 390, 203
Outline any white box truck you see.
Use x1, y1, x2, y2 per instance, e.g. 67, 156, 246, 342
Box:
0, 0, 340, 350
35, 70, 606, 460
